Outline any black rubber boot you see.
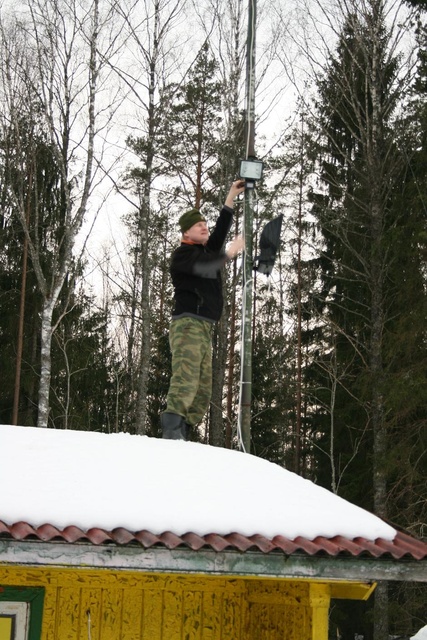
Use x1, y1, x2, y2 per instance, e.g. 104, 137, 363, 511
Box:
161, 412, 187, 440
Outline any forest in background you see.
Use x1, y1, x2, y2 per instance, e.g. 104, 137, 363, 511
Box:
0, 0, 426, 637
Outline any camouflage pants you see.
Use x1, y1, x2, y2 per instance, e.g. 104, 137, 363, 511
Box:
166, 316, 213, 426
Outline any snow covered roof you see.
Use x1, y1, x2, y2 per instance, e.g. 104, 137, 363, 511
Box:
1, 425, 427, 570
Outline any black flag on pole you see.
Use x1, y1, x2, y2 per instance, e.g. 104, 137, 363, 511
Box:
253, 214, 283, 276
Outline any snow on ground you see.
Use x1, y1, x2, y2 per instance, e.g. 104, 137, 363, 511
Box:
0, 424, 396, 541
412, 626, 427, 640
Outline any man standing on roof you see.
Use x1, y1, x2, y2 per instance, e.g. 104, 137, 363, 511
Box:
161, 180, 246, 440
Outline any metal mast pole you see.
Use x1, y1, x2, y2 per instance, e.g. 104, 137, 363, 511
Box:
239, 0, 257, 453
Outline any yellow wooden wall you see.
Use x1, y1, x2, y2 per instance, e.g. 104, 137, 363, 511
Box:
0, 565, 323, 640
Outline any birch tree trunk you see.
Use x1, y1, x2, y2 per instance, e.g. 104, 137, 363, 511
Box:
36, 0, 100, 427
134, 203, 152, 434
38, 296, 61, 428
113, 0, 186, 434
1, 0, 108, 427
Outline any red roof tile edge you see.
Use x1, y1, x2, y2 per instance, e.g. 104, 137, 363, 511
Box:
0, 520, 426, 560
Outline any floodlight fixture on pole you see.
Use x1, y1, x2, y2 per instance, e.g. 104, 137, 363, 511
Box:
239, 158, 264, 186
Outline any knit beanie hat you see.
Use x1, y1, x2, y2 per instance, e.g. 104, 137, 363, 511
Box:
179, 208, 206, 233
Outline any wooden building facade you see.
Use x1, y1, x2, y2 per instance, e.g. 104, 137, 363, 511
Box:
1, 525, 426, 640
0, 564, 374, 640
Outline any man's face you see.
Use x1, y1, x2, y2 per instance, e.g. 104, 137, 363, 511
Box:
184, 220, 209, 245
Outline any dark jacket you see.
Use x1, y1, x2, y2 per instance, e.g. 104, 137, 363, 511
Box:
170, 205, 233, 323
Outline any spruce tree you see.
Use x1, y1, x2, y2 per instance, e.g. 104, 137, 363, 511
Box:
305, 2, 426, 637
